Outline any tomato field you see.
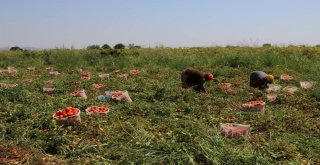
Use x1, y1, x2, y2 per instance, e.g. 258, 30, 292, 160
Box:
0, 47, 319, 164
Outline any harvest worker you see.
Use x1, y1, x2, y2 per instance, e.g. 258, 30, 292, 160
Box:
181, 68, 214, 92
250, 71, 274, 89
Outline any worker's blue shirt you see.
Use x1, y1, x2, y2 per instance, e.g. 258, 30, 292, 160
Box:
250, 71, 268, 88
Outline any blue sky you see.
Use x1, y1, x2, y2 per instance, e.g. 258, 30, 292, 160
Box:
0, 0, 319, 48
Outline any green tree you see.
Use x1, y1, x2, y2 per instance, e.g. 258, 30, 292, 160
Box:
102, 44, 111, 49
10, 46, 23, 51
262, 43, 272, 47
114, 43, 125, 49
86, 45, 100, 50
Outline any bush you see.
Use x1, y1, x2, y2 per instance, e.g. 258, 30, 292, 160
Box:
10, 46, 23, 51
262, 43, 272, 47
102, 44, 111, 49
100, 49, 122, 57
114, 43, 125, 49
87, 45, 100, 50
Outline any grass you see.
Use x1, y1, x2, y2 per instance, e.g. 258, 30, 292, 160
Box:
0, 47, 319, 164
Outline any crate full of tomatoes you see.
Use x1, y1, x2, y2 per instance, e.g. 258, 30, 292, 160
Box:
53, 107, 81, 126
220, 123, 250, 138
242, 100, 265, 113
85, 106, 109, 115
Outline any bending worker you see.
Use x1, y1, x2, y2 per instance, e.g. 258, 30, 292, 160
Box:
181, 68, 214, 92
250, 71, 274, 89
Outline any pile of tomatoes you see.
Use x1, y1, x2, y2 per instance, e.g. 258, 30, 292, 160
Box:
130, 69, 139, 75
280, 74, 293, 81
80, 76, 90, 81
54, 107, 79, 118
220, 124, 249, 138
80, 71, 91, 76
87, 107, 109, 114
70, 89, 83, 96
245, 100, 265, 105
111, 91, 124, 100
43, 87, 55, 94
92, 84, 105, 89
218, 83, 231, 89
112, 91, 123, 97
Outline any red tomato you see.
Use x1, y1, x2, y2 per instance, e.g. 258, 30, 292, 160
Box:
54, 107, 79, 118
80, 71, 91, 76
87, 107, 108, 114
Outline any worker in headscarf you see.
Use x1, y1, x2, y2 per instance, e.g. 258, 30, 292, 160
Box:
250, 71, 274, 89
181, 68, 214, 92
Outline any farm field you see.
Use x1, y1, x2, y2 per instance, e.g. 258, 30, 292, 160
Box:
0, 47, 319, 164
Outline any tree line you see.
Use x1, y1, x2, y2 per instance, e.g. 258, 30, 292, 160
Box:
8, 43, 142, 51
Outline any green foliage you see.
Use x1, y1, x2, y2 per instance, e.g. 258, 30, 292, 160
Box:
10, 46, 23, 51
262, 43, 272, 47
114, 43, 125, 49
86, 45, 100, 50
128, 43, 141, 49
82, 50, 103, 66
102, 44, 111, 49
0, 47, 319, 164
